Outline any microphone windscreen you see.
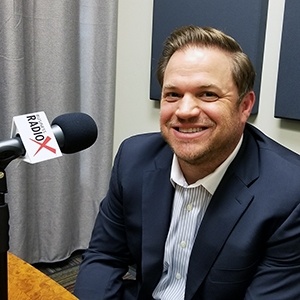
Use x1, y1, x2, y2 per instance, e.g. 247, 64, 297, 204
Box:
51, 113, 98, 154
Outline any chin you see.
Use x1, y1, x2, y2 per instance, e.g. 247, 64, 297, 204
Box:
173, 147, 205, 163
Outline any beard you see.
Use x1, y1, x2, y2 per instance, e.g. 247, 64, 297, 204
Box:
161, 127, 240, 170
161, 131, 212, 165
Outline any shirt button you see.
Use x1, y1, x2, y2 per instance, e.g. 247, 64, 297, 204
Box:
175, 273, 181, 280
186, 204, 193, 211
180, 241, 187, 248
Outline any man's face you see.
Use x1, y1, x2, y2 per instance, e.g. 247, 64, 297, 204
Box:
160, 46, 254, 172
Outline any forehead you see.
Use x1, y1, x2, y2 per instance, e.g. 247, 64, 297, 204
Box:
164, 46, 234, 85
167, 46, 232, 70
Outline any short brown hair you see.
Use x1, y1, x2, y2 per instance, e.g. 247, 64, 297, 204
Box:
157, 25, 256, 100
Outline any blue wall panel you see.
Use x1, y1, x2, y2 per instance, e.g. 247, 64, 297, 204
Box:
150, 0, 269, 114
275, 0, 300, 120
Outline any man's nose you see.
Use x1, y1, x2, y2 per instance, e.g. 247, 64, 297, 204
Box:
175, 95, 200, 119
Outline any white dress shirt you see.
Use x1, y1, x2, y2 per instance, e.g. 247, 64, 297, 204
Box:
152, 136, 243, 300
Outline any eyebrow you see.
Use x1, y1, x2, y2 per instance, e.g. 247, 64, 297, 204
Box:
162, 84, 177, 90
163, 83, 217, 89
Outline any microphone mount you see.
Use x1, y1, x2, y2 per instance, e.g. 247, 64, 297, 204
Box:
0, 136, 25, 170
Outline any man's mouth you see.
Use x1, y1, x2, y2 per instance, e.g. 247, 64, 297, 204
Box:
177, 127, 205, 133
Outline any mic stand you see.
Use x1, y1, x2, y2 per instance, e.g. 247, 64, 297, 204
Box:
0, 169, 9, 300
0, 141, 24, 300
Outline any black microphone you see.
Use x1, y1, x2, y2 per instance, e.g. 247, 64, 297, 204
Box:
51, 112, 98, 154
0, 112, 98, 162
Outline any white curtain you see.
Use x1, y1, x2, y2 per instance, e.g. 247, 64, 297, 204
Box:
0, 0, 118, 263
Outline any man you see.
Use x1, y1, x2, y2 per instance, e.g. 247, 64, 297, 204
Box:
74, 26, 300, 299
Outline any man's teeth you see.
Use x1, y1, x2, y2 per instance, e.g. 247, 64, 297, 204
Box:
178, 128, 203, 133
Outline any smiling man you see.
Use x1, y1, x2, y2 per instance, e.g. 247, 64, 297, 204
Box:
74, 26, 300, 300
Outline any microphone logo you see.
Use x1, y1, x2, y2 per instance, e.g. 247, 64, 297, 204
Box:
30, 136, 57, 155
11, 111, 62, 164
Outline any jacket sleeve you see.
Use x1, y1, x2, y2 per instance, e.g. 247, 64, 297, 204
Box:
244, 202, 300, 299
74, 142, 137, 300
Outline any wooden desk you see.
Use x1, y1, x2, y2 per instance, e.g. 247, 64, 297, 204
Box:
8, 252, 78, 299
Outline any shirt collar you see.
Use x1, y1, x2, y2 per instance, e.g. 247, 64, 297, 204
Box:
170, 135, 243, 194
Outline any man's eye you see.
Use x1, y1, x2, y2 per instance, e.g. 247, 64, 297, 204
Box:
165, 92, 181, 102
199, 92, 219, 102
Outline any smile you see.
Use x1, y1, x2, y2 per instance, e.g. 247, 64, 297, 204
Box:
177, 127, 204, 133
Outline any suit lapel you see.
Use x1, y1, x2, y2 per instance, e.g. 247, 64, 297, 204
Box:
185, 177, 255, 300
185, 129, 260, 300
140, 149, 174, 296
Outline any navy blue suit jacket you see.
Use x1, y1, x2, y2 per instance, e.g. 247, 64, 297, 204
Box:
74, 124, 300, 299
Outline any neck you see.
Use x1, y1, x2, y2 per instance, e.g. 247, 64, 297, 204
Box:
178, 159, 222, 185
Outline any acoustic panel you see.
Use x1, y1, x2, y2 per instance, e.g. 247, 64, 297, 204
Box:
275, 0, 300, 120
150, 0, 269, 114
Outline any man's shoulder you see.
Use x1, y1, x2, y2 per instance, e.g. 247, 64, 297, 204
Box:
246, 123, 300, 166
123, 132, 164, 144
116, 132, 173, 166
120, 132, 168, 152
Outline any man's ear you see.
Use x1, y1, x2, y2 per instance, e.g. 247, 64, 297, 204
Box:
240, 91, 255, 120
